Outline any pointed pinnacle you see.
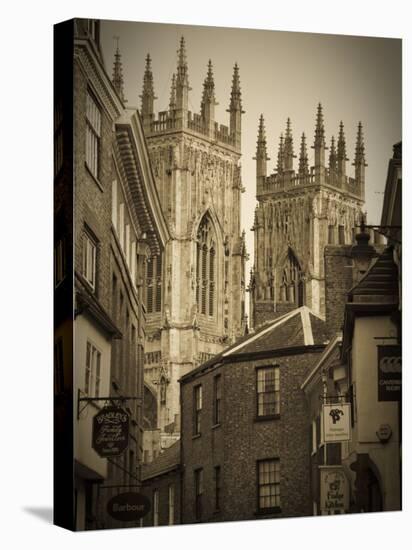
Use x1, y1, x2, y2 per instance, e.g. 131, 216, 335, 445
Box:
299, 132, 309, 176
229, 62, 243, 112
255, 114, 268, 158
329, 135, 337, 170
141, 53, 155, 97
284, 117, 295, 159
112, 40, 125, 102
277, 133, 285, 173
175, 36, 189, 91
169, 73, 176, 111
202, 59, 216, 105
337, 121, 348, 160
314, 102, 326, 148
353, 121, 366, 165
258, 114, 266, 142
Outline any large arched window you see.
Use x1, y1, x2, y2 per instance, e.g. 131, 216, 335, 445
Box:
196, 216, 216, 317
279, 249, 304, 306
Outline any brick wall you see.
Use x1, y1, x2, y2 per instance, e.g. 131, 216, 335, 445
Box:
73, 61, 114, 312
141, 469, 181, 527
180, 349, 323, 524
324, 246, 354, 338
73, 54, 148, 530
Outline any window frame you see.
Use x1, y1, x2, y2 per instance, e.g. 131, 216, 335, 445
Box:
193, 384, 202, 436
153, 489, 159, 526
82, 229, 97, 291
85, 89, 101, 180
214, 465, 221, 512
194, 468, 203, 521
213, 374, 222, 426
84, 340, 102, 397
146, 255, 162, 313
168, 484, 175, 525
256, 458, 281, 514
196, 215, 216, 319
256, 365, 280, 420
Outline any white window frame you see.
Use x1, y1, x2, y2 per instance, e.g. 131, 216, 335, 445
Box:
153, 489, 159, 526
312, 419, 317, 454
119, 203, 125, 250
131, 241, 136, 287
82, 232, 97, 290
85, 340, 101, 397
257, 458, 281, 511
85, 91, 101, 179
168, 484, 175, 525
125, 224, 130, 265
111, 180, 118, 230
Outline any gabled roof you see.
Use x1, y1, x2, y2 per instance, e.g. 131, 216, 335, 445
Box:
141, 440, 180, 481
348, 246, 398, 303
223, 306, 328, 356
180, 307, 328, 383
301, 333, 342, 392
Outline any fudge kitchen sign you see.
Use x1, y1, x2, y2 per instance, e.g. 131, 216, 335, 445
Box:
320, 467, 349, 513
323, 403, 351, 443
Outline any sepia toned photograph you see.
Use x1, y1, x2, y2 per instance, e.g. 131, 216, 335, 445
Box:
53, 17, 402, 530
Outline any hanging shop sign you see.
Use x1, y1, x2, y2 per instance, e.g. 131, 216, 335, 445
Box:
320, 466, 349, 514
323, 402, 351, 443
107, 492, 150, 522
92, 406, 130, 458
377, 346, 401, 402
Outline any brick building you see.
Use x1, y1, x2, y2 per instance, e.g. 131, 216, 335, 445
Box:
302, 141, 402, 515
141, 441, 181, 527
177, 306, 328, 524
54, 19, 169, 530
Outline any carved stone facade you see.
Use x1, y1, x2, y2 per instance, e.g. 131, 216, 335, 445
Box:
249, 106, 366, 328
139, 39, 247, 443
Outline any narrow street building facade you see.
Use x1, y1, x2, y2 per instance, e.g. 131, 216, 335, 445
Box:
71, 20, 169, 530
179, 307, 328, 524
302, 142, 402, 515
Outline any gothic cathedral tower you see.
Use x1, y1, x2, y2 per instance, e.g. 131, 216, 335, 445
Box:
249, 105, 366, 329
139, 38, 247, 442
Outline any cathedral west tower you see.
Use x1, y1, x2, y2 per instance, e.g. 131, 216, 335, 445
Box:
249, 105, 366, 329
139, 38, 247, 445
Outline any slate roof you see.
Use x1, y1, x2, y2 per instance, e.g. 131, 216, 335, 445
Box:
349, 246, 398, 303
180, 307, 328, 383
224, 307, 328, 355
141, 440, 180, 481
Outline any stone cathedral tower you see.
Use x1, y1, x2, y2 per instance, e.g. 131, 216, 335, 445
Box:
139, 38, 247, 445
249, 104, 366, 329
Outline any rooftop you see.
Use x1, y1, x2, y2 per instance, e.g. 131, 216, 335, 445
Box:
180, 306, 329, 383
141, 440, 180, 481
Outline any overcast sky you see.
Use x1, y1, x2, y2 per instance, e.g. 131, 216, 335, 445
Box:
100, 19, 401, 279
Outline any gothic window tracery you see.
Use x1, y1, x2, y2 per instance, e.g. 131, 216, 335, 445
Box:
146, 255, 162, 313
196, 215, 216, 317
279, 249, 304, 306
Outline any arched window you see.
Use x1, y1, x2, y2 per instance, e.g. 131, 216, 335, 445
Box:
196, 216, 216, 317
146, 255, 162, 313
279, 249, 304, 307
